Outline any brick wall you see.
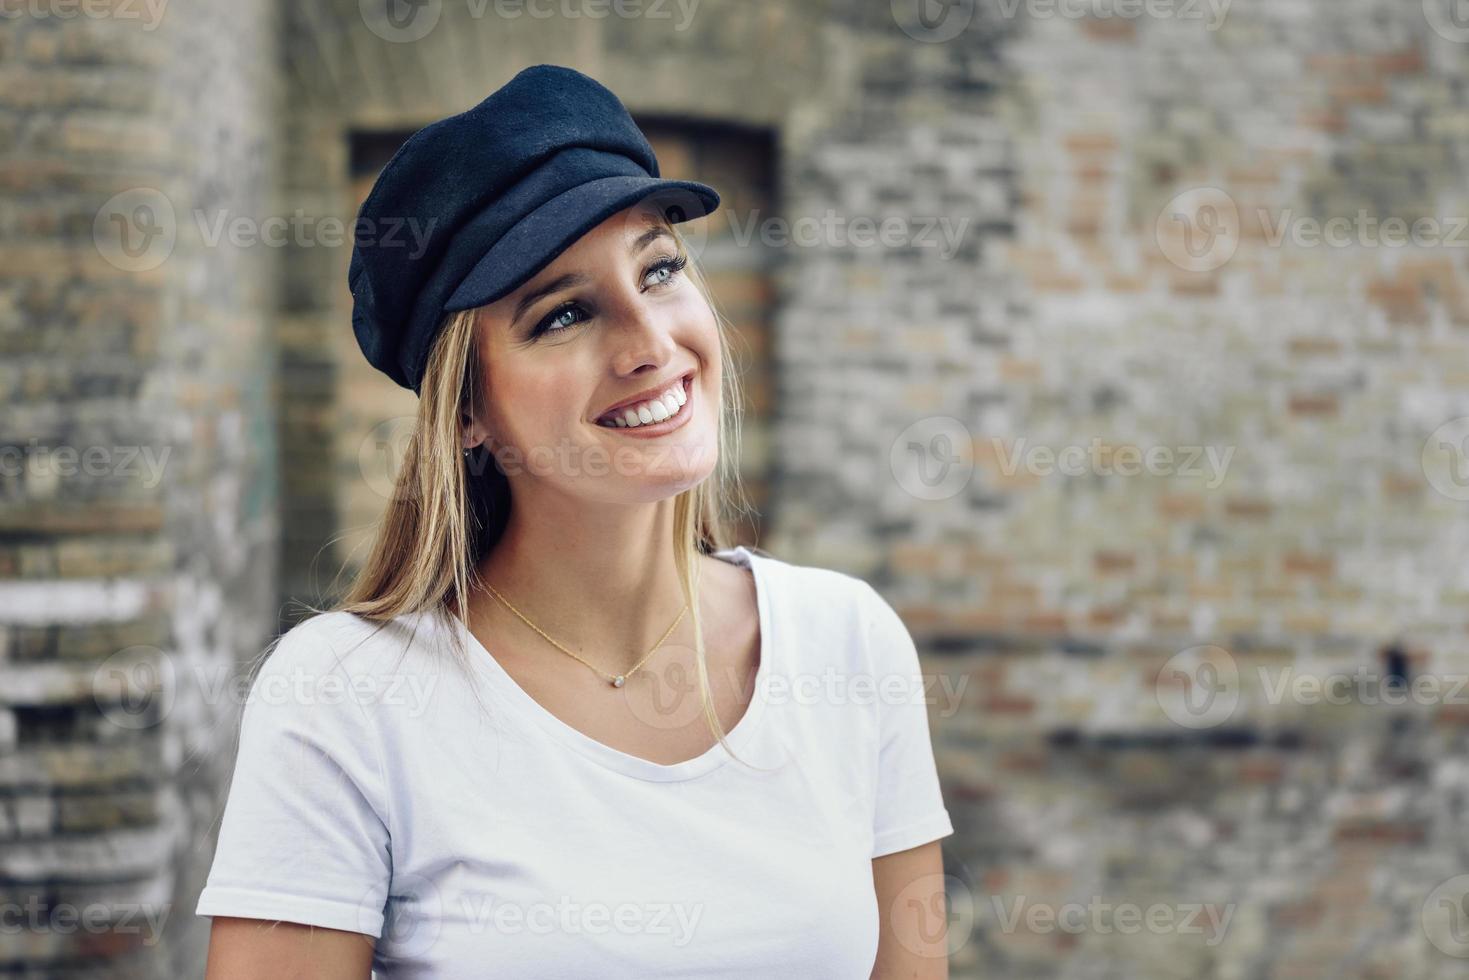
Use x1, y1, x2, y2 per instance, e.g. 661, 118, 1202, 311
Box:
815, 1, 1469, 976
0, 1, 278, 975
10, 0, 1469, 975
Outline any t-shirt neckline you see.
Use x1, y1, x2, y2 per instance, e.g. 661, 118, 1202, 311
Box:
449, 545, 772, 783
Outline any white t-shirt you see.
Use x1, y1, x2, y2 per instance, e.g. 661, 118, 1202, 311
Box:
195, 545, 954, 978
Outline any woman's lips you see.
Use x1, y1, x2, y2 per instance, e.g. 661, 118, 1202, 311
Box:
594, 375, 694, 438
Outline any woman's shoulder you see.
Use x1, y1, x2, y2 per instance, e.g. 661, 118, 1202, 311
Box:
255, 607, 447, 686
712, 543, 872, 594
712, 545, 896, 637
240, 607, 456, 732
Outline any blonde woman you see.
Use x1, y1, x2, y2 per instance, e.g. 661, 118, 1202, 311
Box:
197, 64, 954, 979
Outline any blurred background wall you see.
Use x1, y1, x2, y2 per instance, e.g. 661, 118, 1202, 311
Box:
3, 0, 1469, 977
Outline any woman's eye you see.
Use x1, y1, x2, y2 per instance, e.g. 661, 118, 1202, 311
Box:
532, 254, 687, 338
644, 254, 688, 289
535, 304, 586, 337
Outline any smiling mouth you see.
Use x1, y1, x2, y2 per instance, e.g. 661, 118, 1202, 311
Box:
594, 373, 694, 429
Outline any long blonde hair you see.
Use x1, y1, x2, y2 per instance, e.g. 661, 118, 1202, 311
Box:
314, 215, 770, 769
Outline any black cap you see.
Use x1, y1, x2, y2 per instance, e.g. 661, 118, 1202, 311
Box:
347, 64, 721, 393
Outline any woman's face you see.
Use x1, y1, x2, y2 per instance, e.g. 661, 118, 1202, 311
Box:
466, 204, 721, 505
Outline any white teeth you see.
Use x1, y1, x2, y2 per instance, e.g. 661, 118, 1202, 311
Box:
598, 379, 689, 429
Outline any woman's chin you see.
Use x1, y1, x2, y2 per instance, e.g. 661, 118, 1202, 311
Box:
595, 438, 719, 501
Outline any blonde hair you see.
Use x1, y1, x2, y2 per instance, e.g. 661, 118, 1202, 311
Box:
310, 215, 771, 770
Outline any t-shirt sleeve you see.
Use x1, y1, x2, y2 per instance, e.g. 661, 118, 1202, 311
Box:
195, 616, 393, 937
859, 581, 956, 859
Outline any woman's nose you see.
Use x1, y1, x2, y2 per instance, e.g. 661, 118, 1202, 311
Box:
605, 295, 679, 375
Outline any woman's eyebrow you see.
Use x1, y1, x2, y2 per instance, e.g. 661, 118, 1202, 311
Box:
510, 271, 591, 328
630, 225, 673, 252
509, 226, 676, 328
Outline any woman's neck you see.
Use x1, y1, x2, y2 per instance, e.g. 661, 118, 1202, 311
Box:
469, 495, 701, 675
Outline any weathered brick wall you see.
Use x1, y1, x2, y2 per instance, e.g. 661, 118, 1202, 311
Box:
12, 0, 1469, 975
0, 0, 278, 976
758, 1, 1469, 976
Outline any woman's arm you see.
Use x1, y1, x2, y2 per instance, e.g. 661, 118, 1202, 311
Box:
204, 917, 376, 980
870, 839, 950, 980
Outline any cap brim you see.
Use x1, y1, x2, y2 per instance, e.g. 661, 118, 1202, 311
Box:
443, 176, 719, 313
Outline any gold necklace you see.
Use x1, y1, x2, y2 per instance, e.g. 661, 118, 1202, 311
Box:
482, 582, 688, 688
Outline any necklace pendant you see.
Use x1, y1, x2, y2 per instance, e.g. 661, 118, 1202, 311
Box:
612, 675, 625, 688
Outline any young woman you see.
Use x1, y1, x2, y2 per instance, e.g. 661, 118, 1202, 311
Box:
196, 65, 954, 979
